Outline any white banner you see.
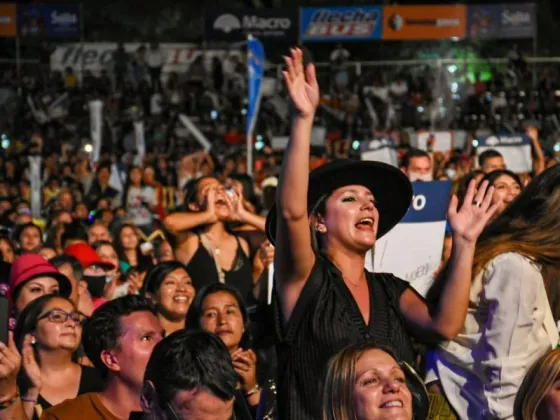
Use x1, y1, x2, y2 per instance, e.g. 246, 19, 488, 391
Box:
416, 131, 453, 152
89, 100, 103, 163
134, 121, 146, 163
366, 181, 452, 297
28, 156, 42, 219
50, 43, 243, 74
477, 134, 532, 173
178, 114, 211, 152
361, 138, 398, 167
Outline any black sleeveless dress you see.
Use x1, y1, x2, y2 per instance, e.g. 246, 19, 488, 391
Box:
186, 233, 254, 302
274, 255, 418, 420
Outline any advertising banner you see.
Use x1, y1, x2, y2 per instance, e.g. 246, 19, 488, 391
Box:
477, 134, 532, 173
367, 181, 452, 296
300, 6, 383, 42
0, 4, 16, 37
383, 5, 466, 40
50, 43, 242, 74
205, 9, 298, 42
467, 3, 536, 40
17, 4, 81, 39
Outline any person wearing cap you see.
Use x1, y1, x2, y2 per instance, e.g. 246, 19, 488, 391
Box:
64, 243, 116, 311
270, 48, 498, 420
9, 254, 72, 318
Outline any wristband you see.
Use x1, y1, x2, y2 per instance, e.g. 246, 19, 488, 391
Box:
245, 384, 261, 397
21, 396, 38, 404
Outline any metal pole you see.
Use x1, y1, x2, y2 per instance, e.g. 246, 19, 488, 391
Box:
246, 35, 253, 176
80, 3, 85, 85
15, 35, 20, 86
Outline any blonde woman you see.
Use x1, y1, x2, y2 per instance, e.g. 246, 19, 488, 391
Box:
514, 349, 560, 420
322, 343, 429, 420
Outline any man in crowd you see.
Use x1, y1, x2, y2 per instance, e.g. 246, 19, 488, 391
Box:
139, 330, 237, 420
42, 295, 164, 419
50, 255, 95, 316
401, 148, 433, 182
479, 149, 505, 173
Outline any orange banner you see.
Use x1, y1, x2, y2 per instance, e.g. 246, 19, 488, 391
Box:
383, 5, 466, 40
0, 4, 16, 37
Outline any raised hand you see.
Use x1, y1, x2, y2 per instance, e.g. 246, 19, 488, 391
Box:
22, 334, 42, 392
448, 180, 499, 244
231, 349, 258, 392
0, 332, 22, 400
225, 190, 245, 222
283, 48, 319, 118
258, 240, 274, 267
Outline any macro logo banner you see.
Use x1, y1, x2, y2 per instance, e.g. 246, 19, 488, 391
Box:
468, 3, 536, 40
0, 4, 16, 37
205, 9, 298, 42
18, 4, 81, 39
300, 7, 383, 42
383, 5, 466, 40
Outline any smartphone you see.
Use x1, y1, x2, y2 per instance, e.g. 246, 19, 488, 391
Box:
140, 242, 154, 256
0, 297, 9, 345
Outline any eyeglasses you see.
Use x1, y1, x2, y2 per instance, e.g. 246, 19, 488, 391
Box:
37, 309, 87, 325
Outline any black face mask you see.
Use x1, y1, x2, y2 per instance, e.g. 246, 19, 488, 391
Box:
83, 275, 107, 298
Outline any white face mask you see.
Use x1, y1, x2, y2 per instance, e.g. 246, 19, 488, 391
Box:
408, 172, 433, 182
445, 168, 457, 180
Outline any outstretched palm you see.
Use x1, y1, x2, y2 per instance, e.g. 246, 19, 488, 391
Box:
22, 335, 42, 391
283, 48, 320, 118
448, 180, 499, 243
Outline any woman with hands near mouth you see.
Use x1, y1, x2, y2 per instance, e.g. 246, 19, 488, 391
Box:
164, 177, 266, 303
187, 283, 274, 419
269, 47, 499, 420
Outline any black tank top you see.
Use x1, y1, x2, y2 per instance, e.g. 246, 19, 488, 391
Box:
186, 233, 254, 302
274, 255, 418, 420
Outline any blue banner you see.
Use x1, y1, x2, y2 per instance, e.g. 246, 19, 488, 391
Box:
467, 3, 535, 40
246, 36, 265, 137
18, 4, 81, 39
300, 6, 383, 42
478, 134, 531, 148
401, 181, 452, 224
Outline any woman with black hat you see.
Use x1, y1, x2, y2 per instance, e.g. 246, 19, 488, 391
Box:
269, 48, 498, 420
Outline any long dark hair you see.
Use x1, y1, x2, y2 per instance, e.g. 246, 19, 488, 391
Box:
113, 223, 152, 270
186, 283, 251, 349
122, 165, 144, 209
14, 294, 78, 394
480, 169, 522, 189
141, 261, 190, 296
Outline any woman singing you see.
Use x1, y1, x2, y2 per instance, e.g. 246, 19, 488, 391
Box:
269, 48, 498, 420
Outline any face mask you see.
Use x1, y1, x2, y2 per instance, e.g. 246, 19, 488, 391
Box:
83, 274, 109, 298
408, 172, 433, 182
445, 168, 457, 180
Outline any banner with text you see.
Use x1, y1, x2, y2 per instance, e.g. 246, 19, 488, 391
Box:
477, 134, 532, 173
361, 137, 398, 167
467, 3, 536, 40
205, 8, 298, 42
300, 6, 383, 41
366, 181, 452, 296
0, 4, 16, 37
50, 43, 242, 74
383, 5, 466, 40
17, 4, 81, 39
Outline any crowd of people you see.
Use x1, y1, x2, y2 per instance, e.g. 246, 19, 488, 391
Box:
0, 45, 555, 420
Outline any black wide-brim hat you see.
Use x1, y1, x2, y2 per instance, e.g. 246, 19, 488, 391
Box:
265, 160, 413, 245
